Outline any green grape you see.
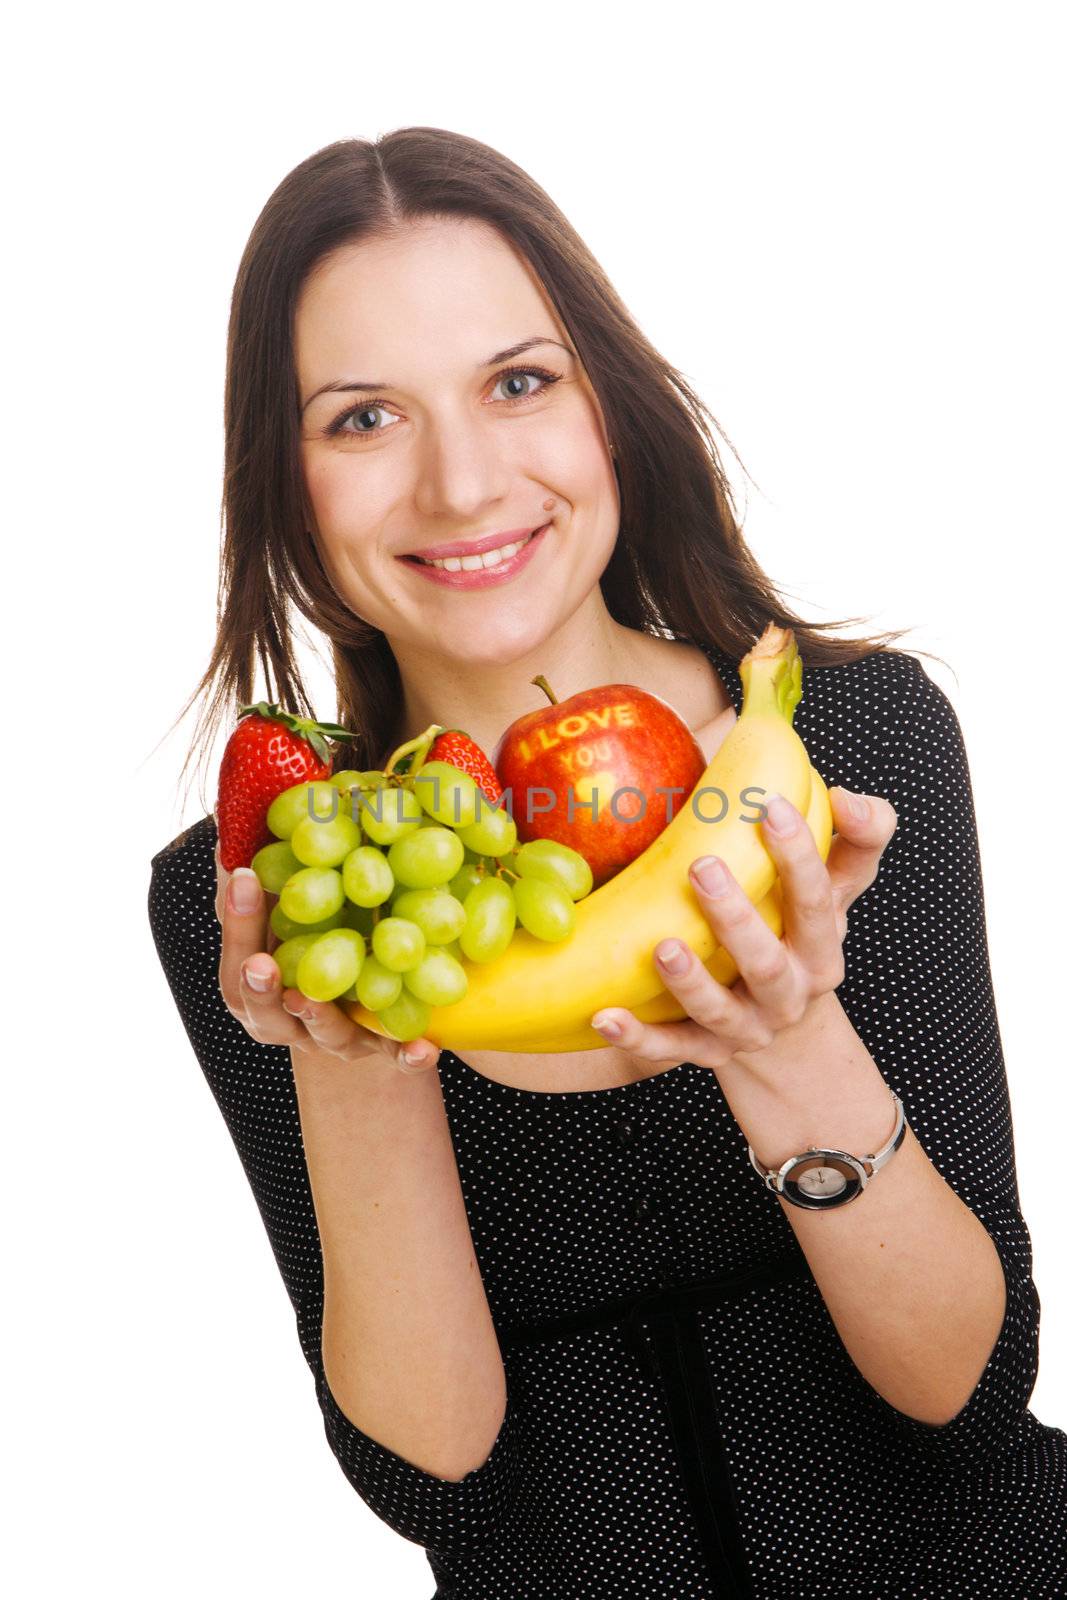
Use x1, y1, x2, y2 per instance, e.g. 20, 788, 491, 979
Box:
329, 768, 366, 794
266, 780, 340, 840
388, 826, 465, 889
455, 805, 517, 858
462, 843, 483, 864
279, 866, 345, 924
342, 844, 394, 907
513, 876, 576, 942
403, 948, 468, 1007
270, 901, 346, 942
410, 761, 480, 829
447, 862, 485, 903
290, 810, 361, 868
440, 938, 463, 960
274, 933, 326, 989
357, 782, 424, 845
458, 876, 516, 963
251, 840, 302, 894
296, 928, 366, 1002
371, 915, 427, 973
391, 886, 466, 944
375, 987, 433, 1044
514, 838, 594, 901
341, 955, 404, 1011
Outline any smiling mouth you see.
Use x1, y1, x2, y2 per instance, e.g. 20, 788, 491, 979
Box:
404, 525, 547, 571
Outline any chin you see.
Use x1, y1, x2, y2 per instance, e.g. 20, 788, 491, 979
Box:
443, 626, 550, 668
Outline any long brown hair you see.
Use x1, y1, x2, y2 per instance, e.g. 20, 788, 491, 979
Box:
162, 126, 933, 827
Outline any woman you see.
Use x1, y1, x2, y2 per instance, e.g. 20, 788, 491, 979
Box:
148, 129, 1067, 1597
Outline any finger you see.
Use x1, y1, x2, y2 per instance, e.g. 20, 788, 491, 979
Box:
686, 848, 805, 1026
282, 988, 442, 1074
214, 837, 229, 926
590, 1004, 737, 1070
394, 1039, 443, 1076
217, 837, 281, 944
758, 794, 843, 993
218, 867, 273, 1015
650, 935, 758, 1043
237, 955, 307, 1045
837, 901, 849, 943
824, 787, 898, 909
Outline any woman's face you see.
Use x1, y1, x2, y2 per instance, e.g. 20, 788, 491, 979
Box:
295, 217, 620, 664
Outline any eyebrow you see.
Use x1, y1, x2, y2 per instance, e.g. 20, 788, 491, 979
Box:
299, 337, 576, 416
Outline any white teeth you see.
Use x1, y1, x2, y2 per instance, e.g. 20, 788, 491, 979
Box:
423, 532, 534, 571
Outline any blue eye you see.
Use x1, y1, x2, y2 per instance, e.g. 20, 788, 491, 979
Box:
323, 364, 563, 442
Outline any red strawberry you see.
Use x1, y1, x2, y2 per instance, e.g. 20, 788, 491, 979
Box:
425, 728, 503, 804
216, 702, 353, 871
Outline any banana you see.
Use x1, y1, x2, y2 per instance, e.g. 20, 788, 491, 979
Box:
343, 624, 835, 1053
525, 764, 833, 1050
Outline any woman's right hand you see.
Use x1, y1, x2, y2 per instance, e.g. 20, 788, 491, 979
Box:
213, 827, 441, 1077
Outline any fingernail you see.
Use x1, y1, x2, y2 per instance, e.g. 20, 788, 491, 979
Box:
242, 964, 272, 992
691, 856, 730, 896
849, 792, 871, 821
764, 793, 798, 836
228, 868, 261, 914
399, 1047, 432, 1072
591, 1012, 622, 1039
657, 940, 688, 974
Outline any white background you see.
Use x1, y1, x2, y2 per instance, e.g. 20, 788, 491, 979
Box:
7, 2, 1064, 1594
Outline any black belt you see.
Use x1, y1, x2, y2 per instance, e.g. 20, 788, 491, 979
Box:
499, 1252, 816, 1599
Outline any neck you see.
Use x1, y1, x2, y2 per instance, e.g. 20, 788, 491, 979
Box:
381, 588, 720, 769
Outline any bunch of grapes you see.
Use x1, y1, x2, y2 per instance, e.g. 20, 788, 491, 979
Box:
250, 760, 594, 1043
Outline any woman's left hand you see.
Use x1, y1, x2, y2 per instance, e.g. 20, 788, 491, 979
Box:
589, 787, 898, 1073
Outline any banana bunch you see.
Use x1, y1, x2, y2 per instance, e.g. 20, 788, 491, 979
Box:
343, 624, 834, 1052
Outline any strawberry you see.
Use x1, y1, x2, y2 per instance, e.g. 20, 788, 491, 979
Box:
216, 702, 354, 871
425, 728, 503, 804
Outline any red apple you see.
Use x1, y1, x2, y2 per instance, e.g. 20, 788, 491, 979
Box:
492, 675, 707, 888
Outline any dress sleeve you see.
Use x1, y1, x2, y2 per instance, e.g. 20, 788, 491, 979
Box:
146, 818, 519, 1557
840, 655, 1042, 1470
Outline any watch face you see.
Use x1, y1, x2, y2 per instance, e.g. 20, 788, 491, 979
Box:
779, 1151, 867, 1210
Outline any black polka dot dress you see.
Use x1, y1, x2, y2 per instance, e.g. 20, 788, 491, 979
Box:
147, 643, 1067, 1598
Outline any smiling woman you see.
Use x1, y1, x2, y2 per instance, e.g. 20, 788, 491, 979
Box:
149, 128, 1067, 1598
165, 130, 906, 797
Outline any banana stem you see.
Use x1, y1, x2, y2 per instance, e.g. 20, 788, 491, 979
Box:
737, 625, 803, 722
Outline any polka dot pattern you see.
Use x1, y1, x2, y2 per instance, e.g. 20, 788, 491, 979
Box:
147, 642, 1067, 1597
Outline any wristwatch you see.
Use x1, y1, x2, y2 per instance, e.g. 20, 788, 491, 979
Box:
747, 1090, 907, 1210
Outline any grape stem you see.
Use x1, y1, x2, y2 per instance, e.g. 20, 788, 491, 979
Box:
384, 724, 443, 780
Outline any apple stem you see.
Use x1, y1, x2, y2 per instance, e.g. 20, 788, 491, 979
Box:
531, 674, 559, 705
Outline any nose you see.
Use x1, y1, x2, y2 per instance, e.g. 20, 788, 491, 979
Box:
412, 419, 516, 521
